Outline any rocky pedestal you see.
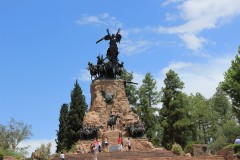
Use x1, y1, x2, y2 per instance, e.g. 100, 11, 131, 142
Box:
83, 79, 139, 128
76, 79, 158, 153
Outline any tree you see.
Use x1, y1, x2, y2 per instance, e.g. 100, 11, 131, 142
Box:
160, 70, 194, 149
209, 120, 240, 153
0, 118, 32, 158
137, 73, 161, 141
0, 125, 9, 149
119, 69, 138, 106
189, 93, 218, 144
35, 143, 52, 160
66, 80, 88, 149
209, 86, 233, 126
221, 46, 240, 122
56, 103, 68, 152
1, 118, 32, 150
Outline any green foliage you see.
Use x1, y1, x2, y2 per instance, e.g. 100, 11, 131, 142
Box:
189, 93, 218, 144
0, 118, 32, 150
221, 46, 240, 122
119, 68, 138, 106
66, 80, 88, 150
0, 125, 9, 149
209, 86, 233, 125
137, 73, 161, 142
209, 120, 240, 153
0, 118, 32, 157
171, 143, 184, 156
7, 118, 32, 150
35, 143, 52, 160
225, 144, 240, 154
160, 70, 194, 149
0, 147, 24, 159
56, 103, 69, 152
184, 142, 194, 155
208, 132, 228, 153
0, 154, 3, 160
221, 120, 240, 144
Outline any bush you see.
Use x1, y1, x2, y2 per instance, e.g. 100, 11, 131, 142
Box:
0, 148, 23, 160
35, 143, 52, 160
0, 154, 3, 160
184, 142, 194, 155
171, 143, 184, 156
224, 144, 240, 154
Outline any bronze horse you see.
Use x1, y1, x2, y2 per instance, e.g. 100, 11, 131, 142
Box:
107, 115, 120, 130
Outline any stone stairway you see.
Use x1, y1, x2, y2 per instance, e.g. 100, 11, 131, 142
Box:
54, 151, 225, 160
107, 130, 120, 145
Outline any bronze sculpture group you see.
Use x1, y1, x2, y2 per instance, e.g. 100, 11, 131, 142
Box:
82, 29, 145, 140
87, 29, 124, 80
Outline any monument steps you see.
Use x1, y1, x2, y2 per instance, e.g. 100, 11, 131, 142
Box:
106, 129, 121, 146
54, 151, 225, 160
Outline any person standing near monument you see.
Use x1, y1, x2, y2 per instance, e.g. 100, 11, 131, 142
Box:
118, 135, 122, 151
127, 137, 131, 151
92, 144, 98, 160
94, 138, 100, 152
60, 152, 65, 160
92, 139, 99, 160
103, 135, 109, 152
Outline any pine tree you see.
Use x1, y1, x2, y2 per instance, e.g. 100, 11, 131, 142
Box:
160, 70, 194, 149
210, 86, 233, 126
119, 68, 138, 106
56, 103, 68, 152
66, 80, 88, 150
189, 93, 218, 144
138, 73, 161, 141
221, 46, 240, 122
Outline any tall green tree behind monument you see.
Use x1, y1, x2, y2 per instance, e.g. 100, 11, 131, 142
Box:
138, 73, 161, 140
119, 69, 138, 106
66, 80, 88, 149
56, 103, 68, 152
221, 46, 240, 122
209, 86, 233, 126
188, 93, 218, 144
160, 70, 194, 149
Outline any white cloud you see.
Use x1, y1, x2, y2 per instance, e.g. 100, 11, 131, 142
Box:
78, 69, 91, 82
18, 139, 56, 157
120, 40, 153, 56
119, 39, 165, 56
132, 72, 145, 87
131, 54, 234, 99
179, 34, 207, 51
165, 13, 179, 21
160, 54, 234, 98
162, 61, 193, 74
158, 0, 240, 51
162, 0, 185, 6
76, 13, 123, 29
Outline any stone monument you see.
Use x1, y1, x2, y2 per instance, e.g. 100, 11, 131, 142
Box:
75, 29, 157, 153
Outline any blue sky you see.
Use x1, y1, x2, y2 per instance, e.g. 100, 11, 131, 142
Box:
1, 0, 240, 155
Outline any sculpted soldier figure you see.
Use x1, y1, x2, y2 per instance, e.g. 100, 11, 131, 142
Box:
96, 29, 122, 62
96, 28, 121, 47
88, 28, 124, 80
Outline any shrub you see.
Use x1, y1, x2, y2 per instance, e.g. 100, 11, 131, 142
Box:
171, 143, 184, 156
35, 143, 52, 160
0, 148, 23, 160
184, 142, 194, 155
0, 154, 3, 160
224, 144, 240, 154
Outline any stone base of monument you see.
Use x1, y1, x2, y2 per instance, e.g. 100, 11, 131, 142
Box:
77, 79, 157, 154
74, 129, 159, 154
83, 79, 140, 127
